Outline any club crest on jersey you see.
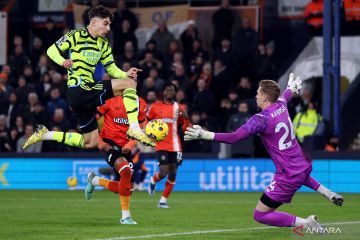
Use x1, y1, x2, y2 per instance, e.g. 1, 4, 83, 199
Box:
56, 35, 67, 47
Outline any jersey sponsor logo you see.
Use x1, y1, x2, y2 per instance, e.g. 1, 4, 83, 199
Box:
82, 50, 101, 64
271, 105, 286, 118
265, 180, 276, 192
113, 117, 129, 124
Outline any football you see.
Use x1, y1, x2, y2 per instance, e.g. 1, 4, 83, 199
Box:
145, 119, 169, 142
66, 176, 78, 188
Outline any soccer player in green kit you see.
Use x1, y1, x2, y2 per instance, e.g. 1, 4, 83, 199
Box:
23, 5, 155, 150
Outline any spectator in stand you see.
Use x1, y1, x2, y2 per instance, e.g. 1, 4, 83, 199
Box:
117, 41, 139, 67
169, 63, 190, 91
49, 108, 72, 132
0, 73, 12, 105
15, 75, 35, 105
8, 128, 19, 152
46, 88, 68, 118
236, 76, 256, 100
138, 52, 162, 78
293, 101, 322, 143
0, 114, 11, 152
82, 0, 100, 26
17, 124, 42, 153
180, 20, 199, 51
36, 72, 52, 102
258, 41, 278, 81
199, 62, 213, 89
176, 88, 189, 107
212, 0, 234, 50
23, 92, 48, 126
36, 18, 63, 48
146, 90, 158, 105
35, 54, 51, 77
253, 42, 267, 83
163, 39, 183, 72
1, 65, 17, 88
139, 39, 163, 61
232, 17, 259, 77
23, 64, 35, 85
212, 38, 234, 73
2, 92, 23, 128
29, 37, 44, 69
148, 68, 165, 92
50, 72, 66, 98
303, 0, 324, 35
112, 19, 138, 58
218, 98, 234, 131
226, 101, 254, 158
183, 111, 212, 152
14, 116, 25, 137
324, 135, 339, 152
112, 0, 138, 34
150, 20, 175, 57
211, 59, 231, 109
8, 45, 30, 78
191, 78, 214, 115
185, 39, 208, 69
139, 77, 157, 98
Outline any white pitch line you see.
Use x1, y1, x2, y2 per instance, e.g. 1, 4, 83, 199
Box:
95, 220, 360, 240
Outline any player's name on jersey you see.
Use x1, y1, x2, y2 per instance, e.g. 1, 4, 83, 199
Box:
271, 105, 286, 118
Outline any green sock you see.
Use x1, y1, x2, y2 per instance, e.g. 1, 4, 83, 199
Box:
53, 132, 84, 149
123, 88, 139, 125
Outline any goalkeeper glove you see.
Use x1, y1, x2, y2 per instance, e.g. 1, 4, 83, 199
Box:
287, 72, 302, 94
184, 125, 215, 141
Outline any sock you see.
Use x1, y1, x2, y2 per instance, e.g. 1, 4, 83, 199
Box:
253, 209, 296, 227
122, 88, 139, 126
43, 131, 84, 149
98, 178, 120, 193
294, 217, 307, 227
116, 162, 132, 218
304, 176, 321, 191
92, 176, 100, 186
152, 172, 161, 184
159, 196, 167, 203
163, 179, 175, 198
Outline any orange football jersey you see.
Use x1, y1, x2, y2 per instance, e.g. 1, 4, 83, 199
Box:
147, 101, 189, 152
97, 97, 147, 147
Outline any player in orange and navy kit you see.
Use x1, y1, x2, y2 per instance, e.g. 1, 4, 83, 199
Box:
147, 83, 190, 208
84, 95, 147, 224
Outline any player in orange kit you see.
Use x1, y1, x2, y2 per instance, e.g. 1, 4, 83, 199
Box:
85, 95, 147, 224
147, 83, 190, 208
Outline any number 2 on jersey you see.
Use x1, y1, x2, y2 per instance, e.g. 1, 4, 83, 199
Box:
275, 117, 295, 150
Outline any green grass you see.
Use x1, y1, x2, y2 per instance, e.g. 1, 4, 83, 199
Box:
0, 191, 359, 240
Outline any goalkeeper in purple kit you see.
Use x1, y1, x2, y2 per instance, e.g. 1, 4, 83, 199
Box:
185, 73, 343, 230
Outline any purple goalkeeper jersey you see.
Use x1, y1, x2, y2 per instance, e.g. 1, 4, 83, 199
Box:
215, 89, 312, 176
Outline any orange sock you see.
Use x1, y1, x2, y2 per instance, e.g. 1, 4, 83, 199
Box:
120, 195, 130, 211
163, 179, 175, 198
99, 178, 120, 193
152, 172, 161, 183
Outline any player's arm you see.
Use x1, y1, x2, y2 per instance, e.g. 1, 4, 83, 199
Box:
47, 32, 76, 68
100, 41, 141, 80
185, 114, 266, 143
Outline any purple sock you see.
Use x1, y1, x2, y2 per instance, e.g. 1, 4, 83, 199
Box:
253, 209, 296, 227
304, 176, 320, 191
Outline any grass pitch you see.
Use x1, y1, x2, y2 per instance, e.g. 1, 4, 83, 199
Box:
0, 191, 359, 240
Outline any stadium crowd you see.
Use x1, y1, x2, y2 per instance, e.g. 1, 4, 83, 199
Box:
1, 0, 321, 155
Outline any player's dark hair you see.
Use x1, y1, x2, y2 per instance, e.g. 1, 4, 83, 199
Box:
163, 82, 178, 92
259, 80, 280, 103
88, 5, 114, 22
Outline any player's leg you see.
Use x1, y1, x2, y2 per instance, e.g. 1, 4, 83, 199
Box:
158, 162, 177, 209
148, 151, 169, 196
304, 175, 344, 206
111, 79, 155, 147
22, 120, 98, 150
253, 172, 324, 231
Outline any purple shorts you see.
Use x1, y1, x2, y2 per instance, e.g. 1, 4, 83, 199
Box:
264, 167, 312, 204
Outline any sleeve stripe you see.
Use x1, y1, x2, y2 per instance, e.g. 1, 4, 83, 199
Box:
104, 61, 114, 67
100, 52, 112, 61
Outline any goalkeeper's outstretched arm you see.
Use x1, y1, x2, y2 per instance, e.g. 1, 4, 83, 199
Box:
184, 125, 251, 144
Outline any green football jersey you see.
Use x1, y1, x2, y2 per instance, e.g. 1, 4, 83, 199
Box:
47, 27, 127, 90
